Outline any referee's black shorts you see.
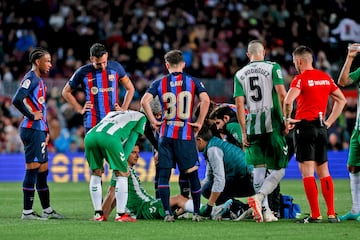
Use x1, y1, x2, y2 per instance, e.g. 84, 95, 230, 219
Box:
293, 120, 328, 163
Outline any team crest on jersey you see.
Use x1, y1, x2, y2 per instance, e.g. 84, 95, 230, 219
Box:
21, 79, 31, 89
91, 87, 99, 95
108, 74, 115, 81
38, 96, 45, 104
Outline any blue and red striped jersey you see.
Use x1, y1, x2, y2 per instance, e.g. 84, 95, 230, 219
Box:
146, 72, 207, 140
12, 70, 48, 131
68, 61, 127, 130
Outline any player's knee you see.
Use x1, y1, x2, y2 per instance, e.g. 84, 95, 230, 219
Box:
36, 170, 49, 189
275, 168, 285, 179
158, 168, 171, 180
23, 168, 39, 188
348, 165, 360, 173
114, 170, 129, 177
186, 170, 201, 191
92, 169, 103, 176
39, 162, 49, 172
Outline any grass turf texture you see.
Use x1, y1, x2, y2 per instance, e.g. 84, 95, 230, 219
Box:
0, 180, 358, 240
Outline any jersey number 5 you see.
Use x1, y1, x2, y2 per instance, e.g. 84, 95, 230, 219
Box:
249, 76, 262, 102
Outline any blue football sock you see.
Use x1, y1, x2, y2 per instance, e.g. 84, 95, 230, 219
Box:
158, 168, 172, 215
23, 168, 39, 211
179, 171, 190, 198
154, 166, 160, 199
36, 170, 50, 209
187, 170, 201, 215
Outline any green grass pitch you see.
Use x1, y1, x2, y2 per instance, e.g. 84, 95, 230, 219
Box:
0, 179, 358, 240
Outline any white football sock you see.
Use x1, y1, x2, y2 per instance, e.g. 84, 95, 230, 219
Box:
262, 195, 271, 212
43, 207, 53, 213
89, 175, 102, 211
260, 168, 285, 196
184, 199, 194, 212
350, 172, 360, 213
115, 176, 128, 214
23, 209, 33, 214
253, 167, 266, 193
253, 167, 267, 203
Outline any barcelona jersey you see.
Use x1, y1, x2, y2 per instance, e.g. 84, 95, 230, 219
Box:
146, 72, 207, 140
68, 61, 127, 130
12, 71, 48, 131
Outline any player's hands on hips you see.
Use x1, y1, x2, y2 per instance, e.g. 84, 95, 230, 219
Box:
242, 132, 250, 147
151, 120, 162, 133
188, 121, 202, 136
114, 103, 124, 111
79, 101, 93, 115
324, 120, 331, 129
285, 118, 300, 130
153, 151, 159, 165
33, 111, 43, 120
45, 133, 50, 146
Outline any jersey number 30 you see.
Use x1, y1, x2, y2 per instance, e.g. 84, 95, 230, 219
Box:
162, 91, 192, 120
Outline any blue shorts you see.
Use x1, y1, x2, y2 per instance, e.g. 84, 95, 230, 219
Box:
158, 137, 199, 171
20, 128, 48, 164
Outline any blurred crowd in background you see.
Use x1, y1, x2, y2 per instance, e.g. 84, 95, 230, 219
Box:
1, 0, 360, 154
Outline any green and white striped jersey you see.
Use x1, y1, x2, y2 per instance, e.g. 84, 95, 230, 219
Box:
349, 67, 360, 131
87, 110, 146, 142
233, 60, 284, 135
126, 167, 156, 213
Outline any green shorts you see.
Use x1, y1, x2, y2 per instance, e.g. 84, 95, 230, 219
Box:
348, 130, 360, 167
136, 199, 165, 219
246, 131, 288, 170
84, 132, 127, 172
